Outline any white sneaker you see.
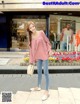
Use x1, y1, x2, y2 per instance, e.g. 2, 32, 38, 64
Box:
30, 87, 41, 91
42, 94, 49, 101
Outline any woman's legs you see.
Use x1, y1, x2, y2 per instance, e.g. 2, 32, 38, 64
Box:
31, 59, 49, 100
37, 59, 43, 88
37, 59, 49, 90
43, 59, 49, 91
42, 59, 49, 101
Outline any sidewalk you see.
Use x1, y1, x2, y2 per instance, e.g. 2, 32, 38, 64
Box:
0, 74, 80, 104
0, 52, 80, 104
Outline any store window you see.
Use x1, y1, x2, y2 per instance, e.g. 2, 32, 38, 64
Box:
10, 15, 46, 50
49, 15, 60, 51
49, 15, 80, 52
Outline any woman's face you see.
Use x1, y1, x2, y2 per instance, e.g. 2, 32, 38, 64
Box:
29, 24, 36, 33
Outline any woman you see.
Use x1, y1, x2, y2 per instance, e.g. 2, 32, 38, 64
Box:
27, 21, 53, 101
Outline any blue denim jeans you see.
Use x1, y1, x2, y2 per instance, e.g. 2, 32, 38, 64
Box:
37, 59, 49, 91
61, 42, 67, 51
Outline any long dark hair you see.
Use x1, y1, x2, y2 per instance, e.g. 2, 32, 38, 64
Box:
27, 28, 32, 47
27, 21, 35, 47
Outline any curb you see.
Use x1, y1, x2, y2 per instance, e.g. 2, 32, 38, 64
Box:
0, 68, 80, 74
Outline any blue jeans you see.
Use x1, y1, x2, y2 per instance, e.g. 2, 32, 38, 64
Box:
37, 59, 49, 91
61, 42, 67, 51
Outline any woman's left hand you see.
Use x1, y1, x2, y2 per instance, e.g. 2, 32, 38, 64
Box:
48, 50, 53, 56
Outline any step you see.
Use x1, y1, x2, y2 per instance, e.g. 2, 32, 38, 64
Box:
0, 52, 26, 58
58, 87, 75, 104
0, 65, 80, 74
0, 88, 80, 104
70, 88, 80, 104
13, 91, 30, 104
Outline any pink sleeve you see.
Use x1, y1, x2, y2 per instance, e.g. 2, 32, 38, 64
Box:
29, 48, 33, 64
29, 47, 35, 64
41, 30, 52, 52
28, 41, 33, 63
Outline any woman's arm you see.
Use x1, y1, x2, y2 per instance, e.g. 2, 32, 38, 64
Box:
41, 30, 53, 56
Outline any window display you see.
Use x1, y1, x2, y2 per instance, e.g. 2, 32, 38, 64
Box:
11, 16, 46, 50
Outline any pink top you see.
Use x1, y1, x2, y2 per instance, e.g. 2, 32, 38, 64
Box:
29, 30, 52, 64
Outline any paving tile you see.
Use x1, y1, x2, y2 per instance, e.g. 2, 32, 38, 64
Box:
43, 90, 59, 104
58, 87, 75, 104
13, 91, 30, 104
0, 88, 79, 104
70, 88, 80, 104
25, 90, 43, 104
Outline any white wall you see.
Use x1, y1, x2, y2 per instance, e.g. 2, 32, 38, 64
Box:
0, 0, 80, 11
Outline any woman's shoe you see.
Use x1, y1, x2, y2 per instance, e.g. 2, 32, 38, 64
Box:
42, 94, 49, 101
30, 87, 41, 91
42, 91, 50, 101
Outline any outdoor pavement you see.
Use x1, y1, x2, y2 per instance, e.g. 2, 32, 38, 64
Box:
0, 52, 80, 103
0, 52, 26, 67
0, 74, 80, 104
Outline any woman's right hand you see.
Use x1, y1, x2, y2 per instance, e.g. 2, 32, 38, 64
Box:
48, 50, 53, 57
